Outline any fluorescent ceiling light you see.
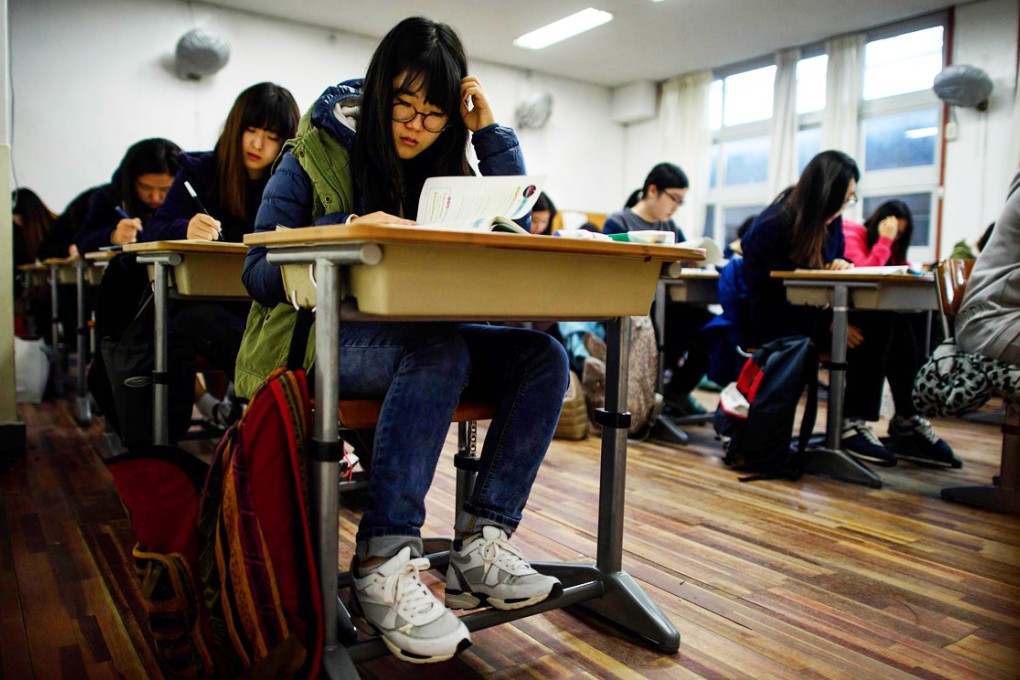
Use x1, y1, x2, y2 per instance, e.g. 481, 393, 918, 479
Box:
513, 8, 613, 50
904, 126, 938, 139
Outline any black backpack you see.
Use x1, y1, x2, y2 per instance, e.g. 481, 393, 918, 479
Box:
713, 335, 818, 481
91, 253, 194, 447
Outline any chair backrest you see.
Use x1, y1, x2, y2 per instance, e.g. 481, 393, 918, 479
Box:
933, 258, 976, 339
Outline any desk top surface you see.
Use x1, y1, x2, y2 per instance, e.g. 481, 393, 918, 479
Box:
772, 270, 933, 285
244, 224, 702, 262
16, 262, 47, 272
83, 251, 118, 262
124, 240, 247, 255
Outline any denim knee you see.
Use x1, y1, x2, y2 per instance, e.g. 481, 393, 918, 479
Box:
401, 325, 472, 391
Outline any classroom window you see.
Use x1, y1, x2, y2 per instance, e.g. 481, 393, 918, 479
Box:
796, 54, 827, 113
723, 66, 777, 126
723, 205, 766, 245
709, 143, 719, 189
863, 108, 940, 171
863, 26, 944, 101
797, 126, 822, 175
704, 204, 716, 240
862, 192, 933, 248
723, 135, 770, 186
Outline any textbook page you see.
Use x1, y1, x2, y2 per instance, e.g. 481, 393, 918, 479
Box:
414, 175, 545, 233
795, 265, 911, 275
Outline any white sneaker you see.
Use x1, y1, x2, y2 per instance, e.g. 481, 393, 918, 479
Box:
446, 526, 562, 611
350, 546, 470, 664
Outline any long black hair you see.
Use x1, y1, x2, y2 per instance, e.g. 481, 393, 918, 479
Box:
864, 199, 914, 264
780, 149, 860, 268
354, 17, 471, 217
215, 82, 299, 219
116, 138, 182, 218
12, 187, 55, 261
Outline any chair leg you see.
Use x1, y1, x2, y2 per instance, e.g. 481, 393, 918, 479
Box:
942, 400, 1020, 515
455, 421, 480, 518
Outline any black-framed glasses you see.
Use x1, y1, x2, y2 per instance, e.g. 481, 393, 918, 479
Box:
664, 190, 685, 206
843, 192, 859, 209
392, 102, 449, 133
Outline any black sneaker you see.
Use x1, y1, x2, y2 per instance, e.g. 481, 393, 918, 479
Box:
886, 415, 963, 468
841, 419, 897, 467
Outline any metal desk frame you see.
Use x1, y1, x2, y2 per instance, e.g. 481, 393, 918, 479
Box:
778, 273, 939, 488
260, 234, 688, 678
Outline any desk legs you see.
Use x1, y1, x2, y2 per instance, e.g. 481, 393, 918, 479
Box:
942, 400, 1020, 515
805, 284, 882, 488
48, 264, 65, 398
74, 260, 92, 425
136, 253, 181, 447
311, 259, 357, 675
649, 281, 691, 446
578, 318, 681, 652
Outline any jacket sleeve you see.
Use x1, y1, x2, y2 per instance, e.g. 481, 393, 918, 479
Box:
601, 214, 625, 235
142, 167, 202, 242
843, 224, 893, 267
242, 152, 323, 306
76, 190, 117, 254
471, 124, 532, 232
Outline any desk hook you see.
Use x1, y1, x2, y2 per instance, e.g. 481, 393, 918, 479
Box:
309, 263, 317, 288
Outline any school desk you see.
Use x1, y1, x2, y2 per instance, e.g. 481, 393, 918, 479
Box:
40, 256, 108, 400
123, 240, 249, 445
651, 269, 720, 445
66, 251, 117, 424
245, 224, 699, 677
774, 270, 938, 488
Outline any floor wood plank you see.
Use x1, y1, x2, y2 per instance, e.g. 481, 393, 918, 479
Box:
1, 391, 1017, 678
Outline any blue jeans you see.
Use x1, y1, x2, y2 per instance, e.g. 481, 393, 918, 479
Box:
339, 322, 569, 559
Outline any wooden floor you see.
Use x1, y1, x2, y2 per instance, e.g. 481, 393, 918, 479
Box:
2, 391, 1019, 679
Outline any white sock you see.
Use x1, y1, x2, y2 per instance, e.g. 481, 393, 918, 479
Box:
197, 393, 218, 418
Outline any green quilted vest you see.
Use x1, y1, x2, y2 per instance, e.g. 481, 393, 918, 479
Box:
234, 108, 355, 398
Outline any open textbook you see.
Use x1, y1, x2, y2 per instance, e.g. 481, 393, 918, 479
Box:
407, 175, 545, 234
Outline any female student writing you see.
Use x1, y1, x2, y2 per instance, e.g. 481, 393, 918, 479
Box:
240, 17, 567, 665
75, 138, 181, 253
146, 83, 299, 427
742, 151, 955, 467
842, 200, 958, 466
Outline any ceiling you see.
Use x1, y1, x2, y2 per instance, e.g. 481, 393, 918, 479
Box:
202, 0, 960, 88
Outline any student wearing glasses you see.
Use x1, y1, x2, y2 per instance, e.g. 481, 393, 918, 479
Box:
741, 150, 957, 467
603, 163, 714, 416
240, 16, 567, 664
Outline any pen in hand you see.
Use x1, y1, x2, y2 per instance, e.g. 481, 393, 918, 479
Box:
184, 180, 221, 241
113, 205, 143, 245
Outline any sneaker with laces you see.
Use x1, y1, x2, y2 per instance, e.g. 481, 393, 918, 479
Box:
349, 547, 470, 664
841, 419, 897, 467
446, 526, 562, 611
886, 415, 963, 468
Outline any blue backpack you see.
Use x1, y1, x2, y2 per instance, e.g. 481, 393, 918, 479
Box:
713, 336, 818, 481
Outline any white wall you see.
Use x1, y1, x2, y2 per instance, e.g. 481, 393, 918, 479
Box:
942, 0, 1019, 252
9, 0, 624, 214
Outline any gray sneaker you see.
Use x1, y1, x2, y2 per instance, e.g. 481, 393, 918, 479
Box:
350, 546, 470, 664
445, 526, 562, 611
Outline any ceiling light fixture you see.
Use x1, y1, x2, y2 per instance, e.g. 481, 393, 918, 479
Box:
513, 8, 613, 50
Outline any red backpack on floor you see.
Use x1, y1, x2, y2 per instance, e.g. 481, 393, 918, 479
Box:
107, 313, 322, 678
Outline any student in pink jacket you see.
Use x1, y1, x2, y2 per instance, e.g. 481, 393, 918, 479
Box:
842, 199, 913, 267
842, 200, 958, 467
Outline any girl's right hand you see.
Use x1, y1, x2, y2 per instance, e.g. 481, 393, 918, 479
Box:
350, 212, 416, 227
111, 217, 143, 245
877, 216, 899, 241
187, 213, 222, 240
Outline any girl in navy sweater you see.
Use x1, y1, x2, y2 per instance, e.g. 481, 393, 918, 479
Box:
742, 151, 955, 468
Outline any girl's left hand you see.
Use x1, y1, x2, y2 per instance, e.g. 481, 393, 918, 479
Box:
460, 76, 495, 132
825, 258, 854, 271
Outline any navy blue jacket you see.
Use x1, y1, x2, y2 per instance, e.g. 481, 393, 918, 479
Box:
143, 152, 268, 245
741, 201, 845, 346
76, 184, 130, 254
242, 81, 529, 307
40, 186, 100, 258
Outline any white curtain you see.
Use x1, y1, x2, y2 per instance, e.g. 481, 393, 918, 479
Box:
768, 48, 801, 198
1012, 63, 1020, 169
821, 34, 866, 158
659, 70, 713, 238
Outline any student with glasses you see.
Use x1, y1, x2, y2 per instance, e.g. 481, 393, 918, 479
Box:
603, 163, 715, 416
240, 16, 567, 664
741, 150, 957, 467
